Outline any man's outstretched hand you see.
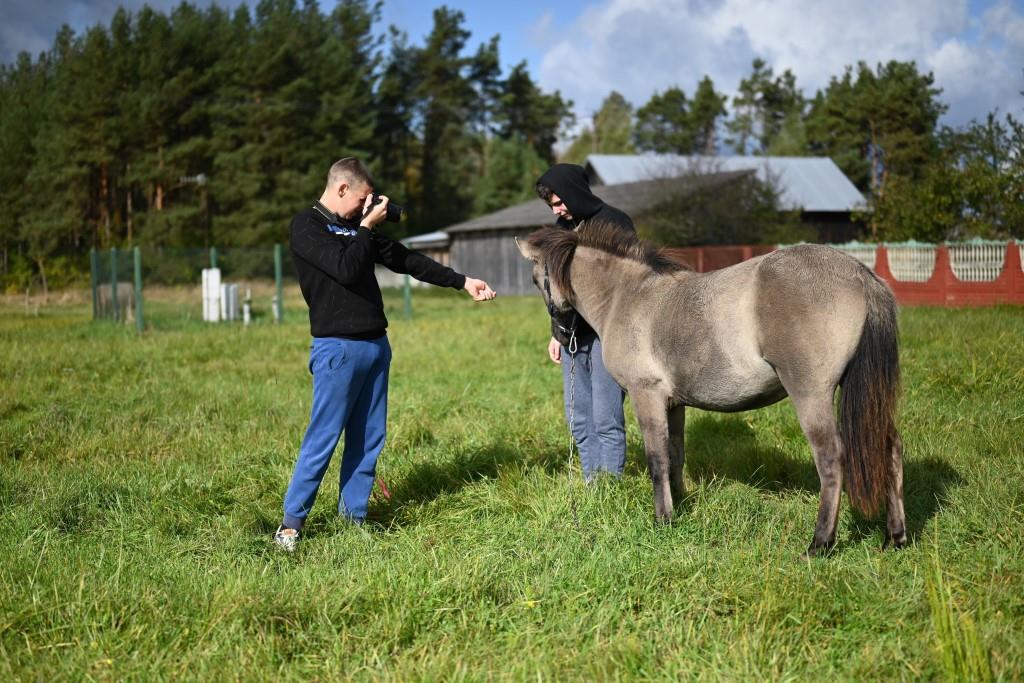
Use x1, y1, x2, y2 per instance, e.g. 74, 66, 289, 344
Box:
464, 277, 497, 301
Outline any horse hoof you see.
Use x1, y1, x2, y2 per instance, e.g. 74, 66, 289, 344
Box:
800, 542, 835, 560
882, 535, 908, 550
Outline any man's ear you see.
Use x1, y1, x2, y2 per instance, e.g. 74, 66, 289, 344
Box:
337, 182, 349, 198
515, 235, 538, 261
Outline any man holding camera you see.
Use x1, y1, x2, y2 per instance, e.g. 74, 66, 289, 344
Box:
274, 157, 495, 551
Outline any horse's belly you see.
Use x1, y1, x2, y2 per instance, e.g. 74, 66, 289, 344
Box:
675, 362, 786, 412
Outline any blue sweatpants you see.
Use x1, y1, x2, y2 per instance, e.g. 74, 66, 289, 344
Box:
561, 333, 627, 479
283, 336, 391, 530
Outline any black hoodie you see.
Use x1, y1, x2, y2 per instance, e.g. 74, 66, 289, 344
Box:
536, 164, 635, 344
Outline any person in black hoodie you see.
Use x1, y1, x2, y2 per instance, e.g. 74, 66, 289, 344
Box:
535, 163, 634, 481
274, 157, 495, 551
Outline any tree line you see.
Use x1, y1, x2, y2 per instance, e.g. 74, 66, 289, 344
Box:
1, 0, 1021, 292
0, 0, 572, 290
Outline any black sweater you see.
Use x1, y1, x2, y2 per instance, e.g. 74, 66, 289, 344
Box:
290, 204, 466, 339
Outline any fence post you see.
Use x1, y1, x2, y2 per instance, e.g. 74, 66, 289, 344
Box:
403, 274, 412, 320
110, 248, 119, 323
90, 248, 99, 320
210, 246, 218, 269
274, 243, 283, 324
134, 246, 144, 333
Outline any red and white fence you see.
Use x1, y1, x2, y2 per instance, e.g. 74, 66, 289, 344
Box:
665, 242, 1024, 307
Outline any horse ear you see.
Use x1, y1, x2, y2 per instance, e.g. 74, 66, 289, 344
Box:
515, 235, 538, 261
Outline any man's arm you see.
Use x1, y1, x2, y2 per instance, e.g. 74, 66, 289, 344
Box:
373, 234, 462, 287
373, 234, 495, 300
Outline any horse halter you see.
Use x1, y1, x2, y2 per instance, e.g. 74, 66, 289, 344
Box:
543, 262, 577, 343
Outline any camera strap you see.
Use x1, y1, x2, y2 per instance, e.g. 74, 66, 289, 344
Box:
311, 200, 340, 223
313, 200, 358, 236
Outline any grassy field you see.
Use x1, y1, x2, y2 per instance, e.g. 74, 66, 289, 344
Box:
1, 286, 1022, 681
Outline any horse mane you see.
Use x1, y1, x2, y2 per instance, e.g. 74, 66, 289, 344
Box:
526, 221, 691, 299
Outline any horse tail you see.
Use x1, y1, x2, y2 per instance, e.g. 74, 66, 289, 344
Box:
839, 274, 901, 516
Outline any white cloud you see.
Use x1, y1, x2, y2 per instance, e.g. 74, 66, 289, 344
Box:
527, 10, 557, 49
537, 0, 1022, 130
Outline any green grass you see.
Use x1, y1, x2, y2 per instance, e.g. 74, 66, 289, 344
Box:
1, 288, 1022, 680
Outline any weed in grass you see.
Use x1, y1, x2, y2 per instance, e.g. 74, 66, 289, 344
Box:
927, 550, 993, 682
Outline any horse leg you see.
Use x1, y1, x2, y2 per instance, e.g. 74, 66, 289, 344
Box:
667, 405, 686, 504
630, 390, 673, 523
789, 391, 844, 557
884, 432, 908, 549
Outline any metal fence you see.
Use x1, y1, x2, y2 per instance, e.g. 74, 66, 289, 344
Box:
90, 245, 290, 330
138, 245, 294, 286
90, 247, 144, 332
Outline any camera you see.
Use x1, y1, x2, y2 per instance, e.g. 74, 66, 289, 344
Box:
368, 193, 403, 223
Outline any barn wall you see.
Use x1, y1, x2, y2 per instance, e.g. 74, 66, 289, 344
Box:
450, 229, 537, 296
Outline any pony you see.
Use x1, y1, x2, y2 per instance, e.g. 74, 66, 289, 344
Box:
517, 224, 906, 556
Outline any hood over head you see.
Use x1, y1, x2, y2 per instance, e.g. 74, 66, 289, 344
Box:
537, 164, 604, 222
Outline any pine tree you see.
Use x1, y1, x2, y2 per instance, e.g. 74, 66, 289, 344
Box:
805, 60, 946, 195
727, 58, 804, 155
564, 91, 635, 163
689, 76, 728, 155
0, 53, 50, 287
634, 87, 692, 154
20, 24, 116, 291
472, 137, 547, 215
415, 7, 480, 230
373, 28, 422, 231
210, 0, 350, 245
495, 62, 572, 164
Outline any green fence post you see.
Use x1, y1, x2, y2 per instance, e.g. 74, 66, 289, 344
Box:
134, 246, 144, 334
274, 243, 283, 324
90, 248, 99, 320
403, 274, 412, 320
110, 248, 119, 323
210, 246, 218, 269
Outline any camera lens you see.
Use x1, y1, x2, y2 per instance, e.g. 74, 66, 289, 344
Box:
385, 202, 403, 223
368, 193, 403, 222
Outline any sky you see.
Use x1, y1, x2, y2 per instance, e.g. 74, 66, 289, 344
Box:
2, 0, 1022, 133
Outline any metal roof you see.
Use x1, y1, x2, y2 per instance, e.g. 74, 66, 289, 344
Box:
442, 170, 751, 234
402, 230, 450, 249
585, 154, 867, 212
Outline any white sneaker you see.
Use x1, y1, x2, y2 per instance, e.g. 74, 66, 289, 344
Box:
273, 526, 299, 552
